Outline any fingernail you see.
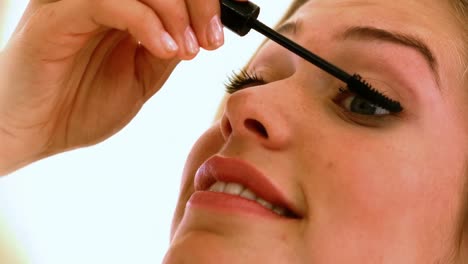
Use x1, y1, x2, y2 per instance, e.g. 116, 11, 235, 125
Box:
161, 31, 178, 52
184, 26, 200, 55
207, 15, 224, 48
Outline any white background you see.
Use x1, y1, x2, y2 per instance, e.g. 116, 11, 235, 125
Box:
0, 1, 292, 263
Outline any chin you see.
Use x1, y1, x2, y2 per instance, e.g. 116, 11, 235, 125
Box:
164, 212, 296, 264
163, 231, 292, 264
163, 231, 239, 264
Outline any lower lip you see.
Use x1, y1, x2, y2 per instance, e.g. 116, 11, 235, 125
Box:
188, 191, 284, 219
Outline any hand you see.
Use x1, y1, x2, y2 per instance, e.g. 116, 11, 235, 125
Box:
0, 0, 235, 175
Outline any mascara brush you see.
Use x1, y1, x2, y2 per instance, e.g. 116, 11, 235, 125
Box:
220, 0, 403, 113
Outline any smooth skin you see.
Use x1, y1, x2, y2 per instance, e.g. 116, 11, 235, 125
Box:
0, 0, 245, 174
167, 0, 468, 263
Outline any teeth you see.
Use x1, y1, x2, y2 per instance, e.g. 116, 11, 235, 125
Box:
209, 181, 226, 192
224, 182, 245, 195
256, 198, 273, 210
208, 181, 290, 216
239, 188, 257, 201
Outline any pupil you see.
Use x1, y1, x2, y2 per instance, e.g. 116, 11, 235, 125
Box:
351, 97, 376, 115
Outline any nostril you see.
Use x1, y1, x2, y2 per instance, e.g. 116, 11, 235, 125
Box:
245, 119, 268, 138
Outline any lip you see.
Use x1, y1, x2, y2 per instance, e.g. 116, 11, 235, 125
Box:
193, 155, 301, 218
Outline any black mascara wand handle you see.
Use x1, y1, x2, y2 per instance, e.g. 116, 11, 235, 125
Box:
251, 20, 351, 82
220, 0, 351, 83
220, 0, 260, 36
220, 0, 403, 113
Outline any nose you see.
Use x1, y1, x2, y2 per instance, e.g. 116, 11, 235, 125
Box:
220, 88, 292, 150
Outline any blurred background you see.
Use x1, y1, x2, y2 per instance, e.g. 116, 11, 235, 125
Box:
0, 0, 292, 263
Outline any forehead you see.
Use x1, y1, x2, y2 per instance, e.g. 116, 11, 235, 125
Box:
291, 0, 456, 32
283, 0, 466, 88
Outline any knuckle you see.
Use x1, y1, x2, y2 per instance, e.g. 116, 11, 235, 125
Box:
154, 1, 189, 31
139, 7, 157, 27
169, 8, 189, 29
125, 5, 156, 36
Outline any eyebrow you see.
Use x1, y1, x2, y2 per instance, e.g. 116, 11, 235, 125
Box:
276, 22, 440, 84
276, 20, 299, 35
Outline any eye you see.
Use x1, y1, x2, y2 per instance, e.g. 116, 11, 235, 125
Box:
336, 89, 391, 116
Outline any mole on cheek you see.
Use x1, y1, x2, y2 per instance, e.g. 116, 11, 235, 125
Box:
326, 160, 336, 170
280, 233, 287, 242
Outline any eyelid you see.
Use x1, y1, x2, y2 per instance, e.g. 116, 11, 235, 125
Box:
335, 88, 391, 116
364, 77, 399, 99
331, 84, 403, 127
334, 105, 398, 128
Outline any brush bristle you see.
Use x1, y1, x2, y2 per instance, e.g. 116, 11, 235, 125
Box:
346, 74, 403, 113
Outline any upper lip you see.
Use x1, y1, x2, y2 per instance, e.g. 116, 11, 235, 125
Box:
194, 155, 302, 218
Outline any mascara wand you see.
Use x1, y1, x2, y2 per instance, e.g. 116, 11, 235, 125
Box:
220, 0, 403, 113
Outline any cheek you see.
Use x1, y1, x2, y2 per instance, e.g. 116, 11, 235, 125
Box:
296, 124, 466, 260
309, 123, 466, 236
330, 139, 450, 207
312, 139, 417, 222
170, 123, 225, 238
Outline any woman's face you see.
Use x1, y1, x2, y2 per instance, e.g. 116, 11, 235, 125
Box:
165, 0, 468, 263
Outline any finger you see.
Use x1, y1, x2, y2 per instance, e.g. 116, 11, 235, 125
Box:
21, 0, 180, 60
185, 0, 249, 51
141, 0, 200, 60
87, 0, 179, 59
185, 0, 224, 51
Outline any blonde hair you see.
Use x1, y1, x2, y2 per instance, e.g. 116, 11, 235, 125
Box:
452, 0, 468, 39
450, 0, 468, 253
456, 1, 468, 79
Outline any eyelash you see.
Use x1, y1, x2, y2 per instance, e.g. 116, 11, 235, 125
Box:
225, 70, 265, 94
224, 69, 402, 118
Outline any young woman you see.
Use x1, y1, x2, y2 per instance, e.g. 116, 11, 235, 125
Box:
1, 0, 467, 263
